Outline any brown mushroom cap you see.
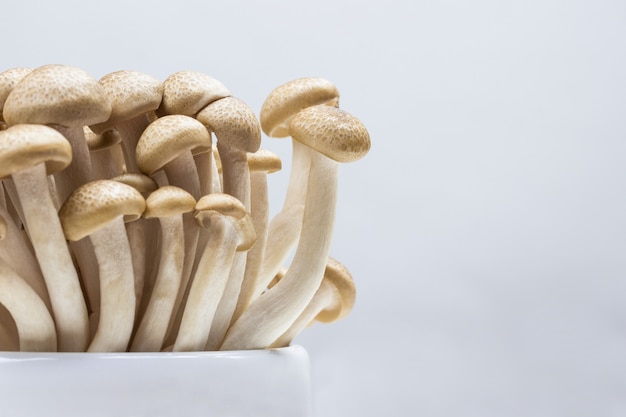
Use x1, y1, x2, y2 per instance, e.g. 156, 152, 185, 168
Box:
0, 124, 72, 179
0, 67, 32, 119
144, 185, 196, 218
288, 105, 371, 163
195, 193, 256, 251
112, 172, 159, 196
315, 257, 356, 323
247, 149, 282, 174
59, 179, 146, 241
135, 115, 212, 175
90, 70, 163, 134
158, 70, 232, 116
196, 96, 261, 153
259, 77, 339, 138
3, 64, 111, 127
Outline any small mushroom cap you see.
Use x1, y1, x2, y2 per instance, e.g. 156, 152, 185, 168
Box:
135, 115, 212, 175
316, 257, 356, 323
84, 126, 122, 151
3, 64, 112, 127
247, 149, 282, 174
260, 77, 339, 138
158, 70, 231, 116
112, 173, 159, 196
288, 105, 371, 163
90, 70, 163, 134
144, 185, 196, 218
59, 180, 146, 241
194, 193, 256, 251
0, 67, 32, 118
196, 96, 261, 153
0, 124, 72, 179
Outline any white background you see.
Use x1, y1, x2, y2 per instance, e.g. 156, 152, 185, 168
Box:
3, 1, 626, 415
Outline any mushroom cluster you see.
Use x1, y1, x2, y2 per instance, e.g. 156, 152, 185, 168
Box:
0, 65, 369, 352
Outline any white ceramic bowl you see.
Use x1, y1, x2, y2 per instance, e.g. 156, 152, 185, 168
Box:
0, 345, 312, 417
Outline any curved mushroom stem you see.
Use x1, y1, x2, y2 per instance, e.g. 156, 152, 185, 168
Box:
0, 258, 57, 352
131, 215, 185, 352
12, 164, 89, 352
255, 140, 310, 295
221, 154, 338, 350
116, 113, 155, 174
0, 205, 50, 313
174, 216, 239, 352
0, 304, 18, 351
270, 279, 334, 348
87, 216, 136, 352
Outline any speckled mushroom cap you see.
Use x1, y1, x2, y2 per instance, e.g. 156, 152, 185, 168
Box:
196, 96, 261, 153
259, 77, 339, 138
135, 114, 212, 176
158, 70, 232, 117
194, 193, 256, 251
59, 180, 146, 242
316, 257, 356, 323
3, 64, 111, 128
0, 67, 32, 119
0, 124, 72, 179
247, 149, 282, 173
288, 105, 371, 163
90, 70, 163, 134
143, 185, 196, 218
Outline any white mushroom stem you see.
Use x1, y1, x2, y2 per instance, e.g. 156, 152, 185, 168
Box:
12, 163, 89, 351
131, 216, 185, 352
87, 216, 136, 352
0, 258, 57, 352
271, 279, 334, 348
0, 205, 50, 313
174, 216, 239, 352
51, 125, 93, 204
0, 304, 18, 351
221, 154, 338, 350
255, 140, 310, 295
116, 114, 155, 173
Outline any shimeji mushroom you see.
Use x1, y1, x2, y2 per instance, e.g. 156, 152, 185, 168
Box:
90, 70, 163, 173
59, 180, 145, 352
158, 70, 232, 196
0, 257, 57, 352
130, 186, 196, 352
0, 124, 89, 351
271, 257, 356, 348
85, 127, 126, 180
196, 96, 261, 349
255, 77, 340, 296
221, 105, 370, 350
136, 115, 211, 342
173, 193, 255, 352
233, 149, 282, 321
3, 64, 111, 203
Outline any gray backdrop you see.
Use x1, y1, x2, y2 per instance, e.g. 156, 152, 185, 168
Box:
2, 0, 625, 415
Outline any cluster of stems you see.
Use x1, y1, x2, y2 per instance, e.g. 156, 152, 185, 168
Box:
0, 65, 368, 352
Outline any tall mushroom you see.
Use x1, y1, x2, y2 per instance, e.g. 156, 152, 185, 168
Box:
0, 124, 89, 351
196, 96, 261, 349
233, 149, 282, 321
173, 193, 255, 352
221, 105, 370, 350
271, 257, 356, 348
130, 186, 196, 352
59, 180, 145, 352
255, 77, 340, 295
